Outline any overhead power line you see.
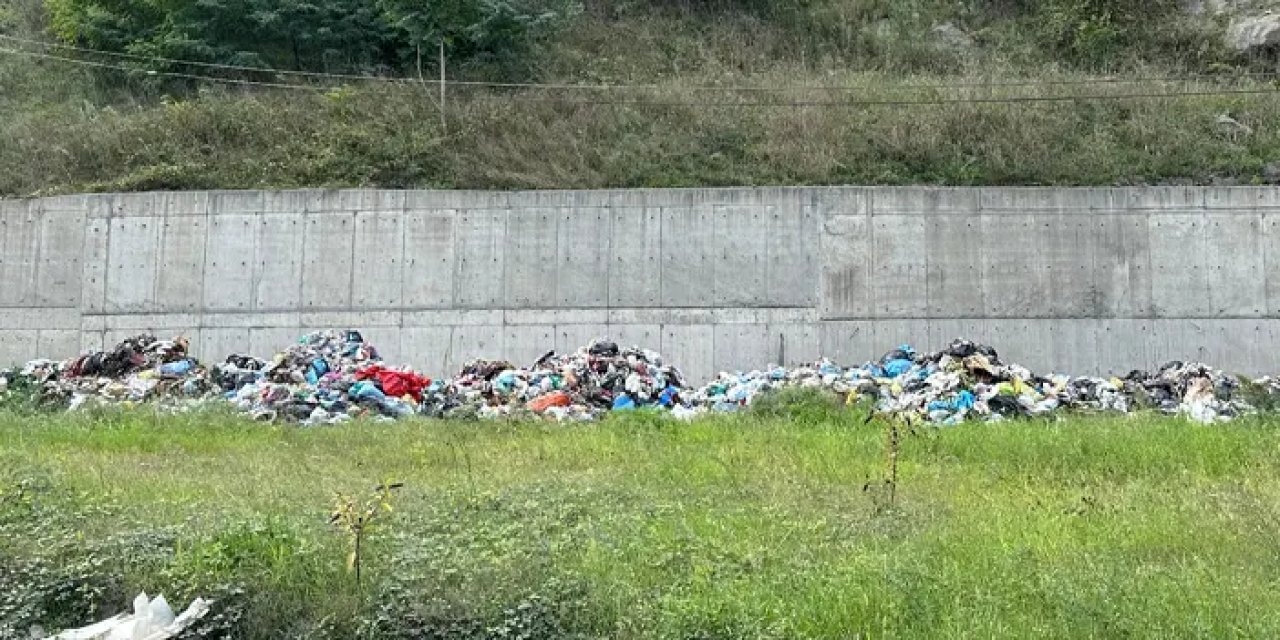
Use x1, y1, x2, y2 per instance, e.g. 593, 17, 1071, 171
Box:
3, 32, 1280, 93
0, 33, 393, 84
5, 45, 1280, 107
0, 47, 324, 91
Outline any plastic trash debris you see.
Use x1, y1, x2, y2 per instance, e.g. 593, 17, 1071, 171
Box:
416, 339, 686, 421
679, 338, 1264, 425
528, 390, 572, 413
2, 331, 1275, 425
49, 592, 209, 640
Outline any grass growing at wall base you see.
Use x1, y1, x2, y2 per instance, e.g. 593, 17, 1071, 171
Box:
4, 402, 1280, 638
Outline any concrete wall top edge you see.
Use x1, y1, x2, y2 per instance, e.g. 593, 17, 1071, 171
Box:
13, 185, 1280, 208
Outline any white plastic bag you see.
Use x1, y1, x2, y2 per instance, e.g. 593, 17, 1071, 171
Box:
50, 593, 208, 640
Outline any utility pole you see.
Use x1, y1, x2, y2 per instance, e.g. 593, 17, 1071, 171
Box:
439, 39, 447, 133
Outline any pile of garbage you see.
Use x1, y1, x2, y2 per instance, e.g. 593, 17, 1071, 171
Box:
2, 334, 211, 412
213, 330, 431, 424
684, 339, 1255, 425
0, 331, 1271, 425
419, 340, 686, 421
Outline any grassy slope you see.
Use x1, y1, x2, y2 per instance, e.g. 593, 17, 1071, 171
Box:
4, 406, 1280, 638
2, 1, 1279, 195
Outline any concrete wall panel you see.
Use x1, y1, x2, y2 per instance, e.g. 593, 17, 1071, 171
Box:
354, 327, 406, 365
1042, 320, 1098, 376
928, 319, 988, 353
454, 209, 506, 308
714, 205, 768, 306
1149, 214, 1210, 317
105, 216, 161, 312
353, 211, 404, 307
451, 324, 505, 369
301, 212, 355, 310
0, 330, 39, 364
819, 214, 870, 319
209, 191, 264, 216
609, 207, 662, 307
203, 215, 257, 311
925, 215, 981, 317
154, 215, 207, 312
248, 327, 300, 359
37, 210, 85, 307
1203, 320, 1263, 374
769, 322, 820, 366
557, 207, 610, 308
983, 320, 1041, 371
1266, 214, 1280, 317
1205, 214, 1265, 317
1094, 214, 1153, 317
201, 327, 251, 361
254, 214, 304, 311
872, 320, 930, 358
1040, 213, 1098, 318
505, 208, 558, 308
979, 214, 1043, 318
1093, 319, 1153, 375
80, 330, 105, 354
81, 217, 110, 314
818, 321, 875, 365
663, 324, 714, 381
506, 324, 556, 367
870, 216, 927, 318
1152, 320, 1191, 364
555, 323, 608, 356
609, 323, 662, 352
400, 325, 454, 377
712, 323, 772, 373
0, 205, 39, 307
765, 201, 818, 307
403, 210, 456, 309
661, 206, 716, 307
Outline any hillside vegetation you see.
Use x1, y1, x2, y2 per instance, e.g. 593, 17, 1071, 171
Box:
2, 0, 1280, 195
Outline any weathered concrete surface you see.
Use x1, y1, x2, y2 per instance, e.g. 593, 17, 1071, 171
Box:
2, 187, 1278, 381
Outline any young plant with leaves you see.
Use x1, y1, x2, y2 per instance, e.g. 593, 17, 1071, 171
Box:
328, 481, 402, 591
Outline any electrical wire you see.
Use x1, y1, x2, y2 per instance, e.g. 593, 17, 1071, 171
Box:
5, 45, 1280, 107
0, 47, 326, 91
3, 31, 1278, 93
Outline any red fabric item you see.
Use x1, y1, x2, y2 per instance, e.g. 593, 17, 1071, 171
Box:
355, 365, 432, 401
527, 391, 572, 412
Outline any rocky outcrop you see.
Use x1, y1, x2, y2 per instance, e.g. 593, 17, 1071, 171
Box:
1184, 0, 1280, 16
930, 22, 975, 52
1226, 13, 1280, 53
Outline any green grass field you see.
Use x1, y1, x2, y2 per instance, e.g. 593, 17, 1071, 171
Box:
4, 399, 1280, 638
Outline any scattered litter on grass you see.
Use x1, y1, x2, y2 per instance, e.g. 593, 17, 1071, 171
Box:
0, 331, 1271, 425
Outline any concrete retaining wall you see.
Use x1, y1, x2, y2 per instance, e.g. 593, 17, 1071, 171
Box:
2, 187, 1277, 380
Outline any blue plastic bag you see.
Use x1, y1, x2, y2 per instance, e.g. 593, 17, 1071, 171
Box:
159, 359, 195, 377
883, 359, 913, 377
658, 386, 679, 407
351, 380, 386, 403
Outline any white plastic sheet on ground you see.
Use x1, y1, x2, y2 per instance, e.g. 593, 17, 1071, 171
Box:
50, 593, 209, 640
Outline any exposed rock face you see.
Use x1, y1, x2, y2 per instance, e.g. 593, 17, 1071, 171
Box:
1185, 0, 1269, 16
931, 22, 975, 52
1226, 13, 1280, 53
